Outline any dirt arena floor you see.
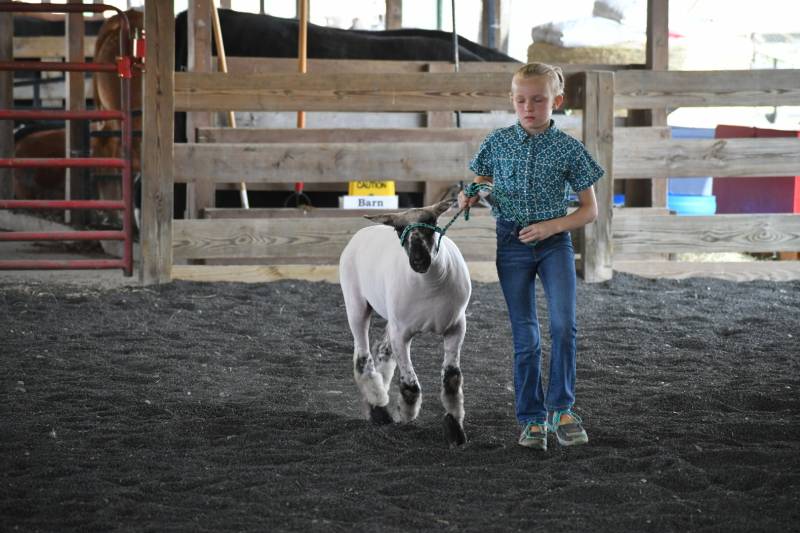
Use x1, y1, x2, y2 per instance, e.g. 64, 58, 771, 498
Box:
1, 272, 798, 532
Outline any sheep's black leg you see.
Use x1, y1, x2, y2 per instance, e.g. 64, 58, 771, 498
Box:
443, 413, 467, 446
369, 404, 394, 425
391, 333, 422, 422
441, 366, 467, 446
441, 321, 467, 446
373, 329, 396, 395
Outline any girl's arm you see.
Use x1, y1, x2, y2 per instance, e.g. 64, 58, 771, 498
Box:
518, 186, 598, 243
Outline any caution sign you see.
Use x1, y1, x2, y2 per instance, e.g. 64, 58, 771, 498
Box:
348, 181, 395, 196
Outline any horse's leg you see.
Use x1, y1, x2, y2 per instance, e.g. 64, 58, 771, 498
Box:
389, 326, 421, 423
372, 328, 396, 395
343, 293, 391, 424
441, 318, 467, 446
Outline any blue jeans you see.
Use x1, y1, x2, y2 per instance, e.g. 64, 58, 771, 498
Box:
495, 218, 577, 425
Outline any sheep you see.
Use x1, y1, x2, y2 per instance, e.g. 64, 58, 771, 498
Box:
339, 200, 471, 446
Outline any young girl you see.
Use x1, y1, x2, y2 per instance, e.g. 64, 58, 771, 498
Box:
458, 62, 604, 451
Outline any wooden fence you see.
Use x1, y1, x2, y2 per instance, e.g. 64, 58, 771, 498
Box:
139, 2, 800, 284
164, 65, 617, 282
610, 69, 800, 265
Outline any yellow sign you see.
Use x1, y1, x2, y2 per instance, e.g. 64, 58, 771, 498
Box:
348, 181, 395, 196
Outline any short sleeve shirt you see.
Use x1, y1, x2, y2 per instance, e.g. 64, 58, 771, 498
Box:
469, 120, 604, 225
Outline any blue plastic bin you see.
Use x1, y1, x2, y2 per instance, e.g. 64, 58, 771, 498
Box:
668, 193, 717, 216
669, 127, 715, 196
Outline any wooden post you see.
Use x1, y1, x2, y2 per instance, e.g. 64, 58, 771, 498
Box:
186, 0, 214, 219
424, 62, 456, 205
386, 0, 402, 29
142, 0, 175, 284
0, 12, 12, 200
580, 71, 614, 282
66, 0, 87, 225
480, 0, 509, 53
647, 0, 669, 208
624, 0, 669, 208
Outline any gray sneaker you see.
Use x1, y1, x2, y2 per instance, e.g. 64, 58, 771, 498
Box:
548, 409, 588, 447
518, 421, 548, 450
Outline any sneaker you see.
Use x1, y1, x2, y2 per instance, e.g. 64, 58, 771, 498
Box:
548, 409, 588, 447
518, 421, 548, 450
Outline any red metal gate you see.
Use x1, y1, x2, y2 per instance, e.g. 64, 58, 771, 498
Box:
0, 3, 135, 276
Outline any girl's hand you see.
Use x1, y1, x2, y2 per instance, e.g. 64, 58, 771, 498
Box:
458, 190, 480, 210
518, 221, 557, 243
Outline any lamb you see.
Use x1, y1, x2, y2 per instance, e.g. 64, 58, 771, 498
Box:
339, 200, 471, 446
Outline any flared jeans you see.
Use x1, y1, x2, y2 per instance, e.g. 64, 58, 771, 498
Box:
495, 218, 577, 425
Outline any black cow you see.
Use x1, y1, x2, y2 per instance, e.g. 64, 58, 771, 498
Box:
174, 8, 517, 69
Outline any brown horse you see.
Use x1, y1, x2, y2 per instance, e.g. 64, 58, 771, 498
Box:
12, 127, 66, 202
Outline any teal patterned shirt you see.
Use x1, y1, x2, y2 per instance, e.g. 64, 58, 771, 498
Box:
469, 120, 604, 225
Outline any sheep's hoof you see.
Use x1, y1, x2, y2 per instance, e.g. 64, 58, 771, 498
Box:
443, 414, 467, 447
369, 404, 394, 425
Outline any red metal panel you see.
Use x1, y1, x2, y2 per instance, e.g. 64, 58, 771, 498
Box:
0, 231, 126, 242
0, 158, 125, 169
0, 60, 117, 73
0, 259, 128, 270
0, 2, 134, 277
0, 109, 125, 121
0, 200, 126, 210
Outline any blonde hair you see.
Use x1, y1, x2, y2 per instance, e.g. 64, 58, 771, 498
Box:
512, 62, 564, 97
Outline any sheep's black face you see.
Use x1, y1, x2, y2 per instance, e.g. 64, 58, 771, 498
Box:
403, 224, 435, 273
364, 200, 454, 275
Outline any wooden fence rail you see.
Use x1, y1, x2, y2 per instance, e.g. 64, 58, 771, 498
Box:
614, 137, 800, 179
614, 69, 800, 108
174, 71, 514, 112
614, 214, 800, 254
174, 142, 472, 183
180, 126, 673, 184
173, 211, 497, 263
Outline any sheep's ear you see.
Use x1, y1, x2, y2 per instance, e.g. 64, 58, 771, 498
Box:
364, 213, 398, 227
431, 199, 454, 218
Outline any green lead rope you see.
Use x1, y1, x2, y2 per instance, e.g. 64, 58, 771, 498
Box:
399, 182, 494, 250
460, 181, 541, 229
398, 182, 541, 250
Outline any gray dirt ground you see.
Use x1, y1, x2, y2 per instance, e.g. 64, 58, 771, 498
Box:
1, 270, 798, 532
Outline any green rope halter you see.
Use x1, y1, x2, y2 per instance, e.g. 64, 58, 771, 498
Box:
398, 182, 494, 251
399, 222, 445, 250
